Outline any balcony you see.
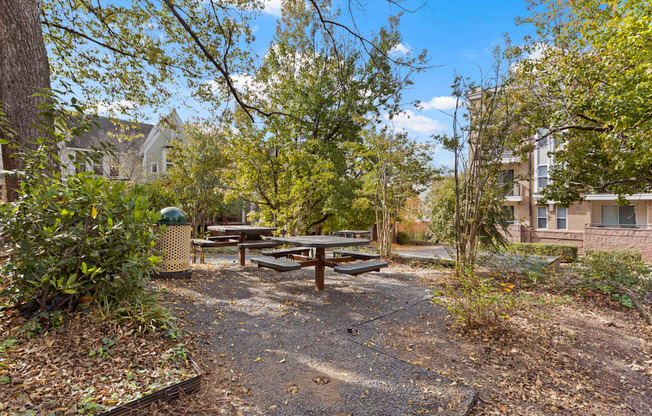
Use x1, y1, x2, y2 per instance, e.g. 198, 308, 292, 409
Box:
586, 223, 651, 230
501, 151, 519, 164
585, 191, 652, 201
504, 183, 523, 202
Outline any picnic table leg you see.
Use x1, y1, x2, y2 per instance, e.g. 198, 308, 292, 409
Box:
315, 247, 325, 291
239, 231, 247, 266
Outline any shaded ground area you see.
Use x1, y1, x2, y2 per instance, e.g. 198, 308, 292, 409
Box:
161, 259, 652, 416
157, 264, 477, 415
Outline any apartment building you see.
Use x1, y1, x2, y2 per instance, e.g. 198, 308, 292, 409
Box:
501, 135, 652, 260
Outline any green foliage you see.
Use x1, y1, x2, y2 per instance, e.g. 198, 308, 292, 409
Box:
130, 181, 177, 212
395, 232, 410, 245
358, 128, 435, 257
578, 249, 651, 306
508, 243, 578, 263
163, 121, 230, 237
429, 177, 510, 255
0, 96, 161, 315
435, 269, 519, 330
479, 253, 550, 286
225, 2, 427, 235
508, 0, 652, 202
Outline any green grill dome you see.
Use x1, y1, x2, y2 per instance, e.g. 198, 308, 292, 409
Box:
157, 207, 190, 225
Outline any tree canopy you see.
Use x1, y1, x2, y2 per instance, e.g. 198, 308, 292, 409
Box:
507, 0, 652, 204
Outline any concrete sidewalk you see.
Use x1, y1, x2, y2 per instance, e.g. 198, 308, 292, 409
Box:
161, 264, 476, 415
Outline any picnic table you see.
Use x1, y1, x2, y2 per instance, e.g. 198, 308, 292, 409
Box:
254, 235, 387, 291
206, 225, 277, 265
332, 229, 371, 239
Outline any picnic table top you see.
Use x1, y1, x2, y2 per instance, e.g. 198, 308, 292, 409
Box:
334, 229, 370, 234
207, 225, 277, 232
270, 235, 370, 248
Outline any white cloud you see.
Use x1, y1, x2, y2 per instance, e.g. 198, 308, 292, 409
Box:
419, 96, 458, 111
383, 110, 446, 134
389, 42, 412, 56
263, 0, 282, 17
95, 100, 136, 115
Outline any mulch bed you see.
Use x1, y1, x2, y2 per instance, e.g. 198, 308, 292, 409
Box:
0, 310, 198, 415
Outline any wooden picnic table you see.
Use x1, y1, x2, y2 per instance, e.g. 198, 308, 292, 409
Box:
207, 225, 277, 265
268, 235, 371, 291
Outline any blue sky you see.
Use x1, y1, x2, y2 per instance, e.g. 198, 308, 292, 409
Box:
232, 0, 535, 166
94, 0, 535, 166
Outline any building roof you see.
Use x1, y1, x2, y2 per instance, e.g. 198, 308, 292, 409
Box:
68, 116, 154, 153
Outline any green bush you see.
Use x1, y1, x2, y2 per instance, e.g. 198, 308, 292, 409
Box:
508, 242, 578, 263
0, 97, 162, 316
579, 249, 650, 307
396, 231, 410, 245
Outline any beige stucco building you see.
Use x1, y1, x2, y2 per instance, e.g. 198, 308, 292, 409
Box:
501, 136, 652, 260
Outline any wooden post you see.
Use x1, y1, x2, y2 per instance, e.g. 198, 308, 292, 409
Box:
238, 231, 247, 266
315, 247, 325, 291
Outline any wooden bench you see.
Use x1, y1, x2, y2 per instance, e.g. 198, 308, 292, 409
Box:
261, 246, 312, 258
333, 250, 380, 260
191, 239, 217, 264
237, 241, 278, 266
334, 260, 388, 276
251, 256, 301, 272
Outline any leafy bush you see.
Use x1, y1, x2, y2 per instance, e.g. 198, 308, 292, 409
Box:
579, 249, 650, 307
0, 97, 162, 317
396, 232, 410, 245
435, 269, 519, 330
508, 242, 578, 263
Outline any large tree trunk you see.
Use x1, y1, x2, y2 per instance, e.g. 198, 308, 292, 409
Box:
0, 0, 51, 201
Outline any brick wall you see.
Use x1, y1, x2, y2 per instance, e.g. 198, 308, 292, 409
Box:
501, 225, 652, 261
584, 227, 652, 261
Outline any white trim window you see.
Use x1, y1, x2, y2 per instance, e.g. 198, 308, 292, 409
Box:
537, 206, 548, 229
151, 163, 158, 174
556, 207, 567, 230
534, 134, 553, 193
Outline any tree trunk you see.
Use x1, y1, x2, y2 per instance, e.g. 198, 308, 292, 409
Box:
0, 0, 51, 201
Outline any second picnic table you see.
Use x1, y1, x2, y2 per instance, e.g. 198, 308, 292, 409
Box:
206, 225, 277, 265
265, 235, 385, 291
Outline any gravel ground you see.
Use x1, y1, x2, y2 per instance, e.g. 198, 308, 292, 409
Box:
158, 261, 476, 415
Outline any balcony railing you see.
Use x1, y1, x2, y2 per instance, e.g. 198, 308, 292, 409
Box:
586, 223, 651, 229
503, 183, 521, 197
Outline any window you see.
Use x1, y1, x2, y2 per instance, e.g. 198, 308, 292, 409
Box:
537, 206, 547, 229
110, 166, 119, 177
556, 207, 567, 230
503, 205, 515, 224
537, 165, 548, 189
151, 163, 158, 173
93, 163, 103, 176
602, 205, 635, 227
501, 169, 515, 196
162, 147, 174, 172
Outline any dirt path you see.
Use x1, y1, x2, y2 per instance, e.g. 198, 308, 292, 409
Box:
158, 264, 477, 415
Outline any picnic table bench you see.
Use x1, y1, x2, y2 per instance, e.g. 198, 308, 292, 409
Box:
237, 241, 278, 266
251, 235, 388, 291
251, 256, 301, 272
334, 260, 388, 275
191, 239, 216, 264
333, 250, 380, 260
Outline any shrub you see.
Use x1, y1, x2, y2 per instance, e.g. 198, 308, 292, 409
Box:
508, 242, 578, 263
579, 249, 650, 307
435, 269, 519, 330
396, 231, 410, 245
0, 97, 161, 316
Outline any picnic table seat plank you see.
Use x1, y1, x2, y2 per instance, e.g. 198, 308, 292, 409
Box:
237, 241, 278, 249
207, 235, 239, 241
251, 257, 302, 272
262, 246, 312, 257
334, 260, 388, 275
333, 250, 380, 260
191, 239, 218, 264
